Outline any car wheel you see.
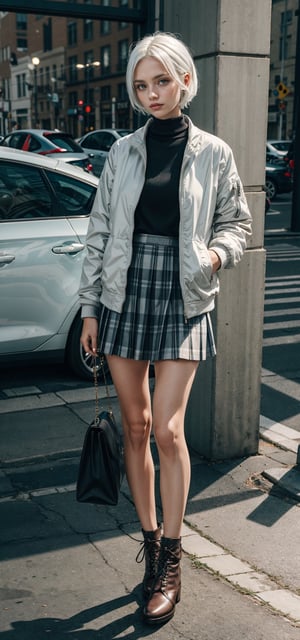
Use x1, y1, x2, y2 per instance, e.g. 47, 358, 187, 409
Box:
66, 313, 109, 381
265, 178, 277, 200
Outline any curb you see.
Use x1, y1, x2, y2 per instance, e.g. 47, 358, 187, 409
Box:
181, 522, 300, 625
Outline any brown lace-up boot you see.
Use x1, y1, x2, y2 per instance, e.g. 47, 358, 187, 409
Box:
136, 525, 161, 598
143, 536, 181, 625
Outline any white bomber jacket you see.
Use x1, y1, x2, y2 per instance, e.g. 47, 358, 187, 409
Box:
79, 117, 252, 320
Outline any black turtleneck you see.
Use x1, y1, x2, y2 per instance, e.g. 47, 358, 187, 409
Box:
134, 115, 188, 237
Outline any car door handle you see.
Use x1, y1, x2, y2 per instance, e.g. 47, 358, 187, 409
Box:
0, 254, 16, 265
52, 242, 85, 255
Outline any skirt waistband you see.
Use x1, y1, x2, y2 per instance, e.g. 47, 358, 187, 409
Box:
133, 233, 179, 247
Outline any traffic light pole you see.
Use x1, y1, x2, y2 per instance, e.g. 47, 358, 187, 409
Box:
291, 2, 300, 232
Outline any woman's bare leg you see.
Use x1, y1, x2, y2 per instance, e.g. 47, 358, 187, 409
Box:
152, 359, 199, 539
106, 355, 157, 531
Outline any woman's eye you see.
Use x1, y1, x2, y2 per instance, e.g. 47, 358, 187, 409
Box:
136, 83, 146, 91
158, 78, 169, 85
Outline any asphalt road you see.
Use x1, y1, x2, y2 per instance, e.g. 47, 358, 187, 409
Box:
265, 193, 293, 232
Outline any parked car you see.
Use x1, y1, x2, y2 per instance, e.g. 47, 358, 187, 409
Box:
0, 147, 100, 380
77, 128, 132, 176
265, 159, 293, 200
284, 139, 294, 169
266, 139, 290, 160
0, 129, 95, 173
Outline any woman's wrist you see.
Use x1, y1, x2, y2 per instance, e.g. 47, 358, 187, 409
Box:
208, 249, 221, 273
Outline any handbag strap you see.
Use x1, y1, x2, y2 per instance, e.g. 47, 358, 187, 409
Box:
93, 356, 114, 424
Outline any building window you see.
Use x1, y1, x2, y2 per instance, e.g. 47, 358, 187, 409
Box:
101, 85, 111, 101
45, 66, 50, 87
68, 56, 78, 83
43, 18, 52, 52
118, 82, 127, 100
281, 9, 293, 28
118, 39, 128, 71
16, 13, 27, 30
84, 19, 93, 41
101, 45, 111, 75
119, 0, 128, 29
17, 73, 26, 98
101, 20, 110, 35
16, 38, 27, 51
101, 0, 111, 34
59, 64, 64, 81
68, 21, 77, 46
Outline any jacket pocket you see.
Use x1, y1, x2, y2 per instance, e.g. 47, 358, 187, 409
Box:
102, 235, 130, 295
183, 239, 214, 298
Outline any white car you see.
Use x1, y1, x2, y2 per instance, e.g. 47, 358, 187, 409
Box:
77, 128, 132, 176
0, 128, 95, 173
0, 147, 99, 379
266, 139, 290, 160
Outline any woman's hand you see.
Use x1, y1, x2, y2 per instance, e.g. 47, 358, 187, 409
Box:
80, 317, 99, 356
209, 249, 221, 274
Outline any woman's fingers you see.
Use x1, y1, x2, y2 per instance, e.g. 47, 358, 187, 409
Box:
80, 317, 99, 355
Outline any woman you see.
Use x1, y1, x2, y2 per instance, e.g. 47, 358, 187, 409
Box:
79, 31, 252, 625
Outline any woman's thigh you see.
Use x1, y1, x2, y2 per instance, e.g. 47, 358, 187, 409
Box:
106, 355, 152, 428
152, 359, 199, 437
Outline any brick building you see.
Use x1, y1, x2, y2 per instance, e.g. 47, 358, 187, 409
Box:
0, 1, 299, 140
0, 3, 134, 136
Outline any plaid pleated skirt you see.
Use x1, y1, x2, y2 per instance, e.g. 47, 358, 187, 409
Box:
98, 234, 216, 362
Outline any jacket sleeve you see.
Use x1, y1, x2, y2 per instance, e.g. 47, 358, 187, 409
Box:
78, 145, 117, 317
208, 145, 252, 269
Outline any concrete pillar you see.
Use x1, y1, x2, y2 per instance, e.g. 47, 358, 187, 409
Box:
164, 0, 271, 458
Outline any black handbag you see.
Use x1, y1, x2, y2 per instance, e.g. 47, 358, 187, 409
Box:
76, 357, 124, 505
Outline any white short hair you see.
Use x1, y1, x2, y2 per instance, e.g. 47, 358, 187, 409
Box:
126, 32, 198, 114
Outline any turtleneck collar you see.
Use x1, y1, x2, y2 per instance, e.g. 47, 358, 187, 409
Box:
148, 114, 188, 137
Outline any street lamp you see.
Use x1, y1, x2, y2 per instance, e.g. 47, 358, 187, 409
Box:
32, 56, 40, 127
76, 60, 100, 131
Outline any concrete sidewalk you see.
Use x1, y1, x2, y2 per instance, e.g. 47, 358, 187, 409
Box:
0, 383, 300, 638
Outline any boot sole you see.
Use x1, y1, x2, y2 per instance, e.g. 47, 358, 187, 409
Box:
143, 591, 180, 625
143, 608, 175, 625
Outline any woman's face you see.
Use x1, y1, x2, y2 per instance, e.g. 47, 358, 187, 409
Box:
133, 56, 187, 119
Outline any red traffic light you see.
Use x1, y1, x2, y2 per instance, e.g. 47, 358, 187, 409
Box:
78, 99, 84, 106
85, 104, 92, 113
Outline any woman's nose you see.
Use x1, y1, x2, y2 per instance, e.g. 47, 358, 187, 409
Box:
148, 86, 158, 99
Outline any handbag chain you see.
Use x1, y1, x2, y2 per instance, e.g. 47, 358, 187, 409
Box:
93, 355, 114, 424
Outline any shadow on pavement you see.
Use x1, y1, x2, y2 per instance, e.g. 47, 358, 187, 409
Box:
0, 590, 159, 640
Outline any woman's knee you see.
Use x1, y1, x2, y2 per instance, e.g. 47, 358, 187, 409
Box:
123, 410, 152, 450
153, 417, 182, 454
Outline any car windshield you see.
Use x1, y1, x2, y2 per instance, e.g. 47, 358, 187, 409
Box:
44, 133, 83, 152
271, 141, 290, 152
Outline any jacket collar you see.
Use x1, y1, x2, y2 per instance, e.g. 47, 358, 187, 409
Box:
129, 115, 204, 154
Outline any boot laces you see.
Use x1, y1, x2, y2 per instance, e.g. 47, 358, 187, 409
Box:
158, 547, 177, 587
135, 538, 159, 569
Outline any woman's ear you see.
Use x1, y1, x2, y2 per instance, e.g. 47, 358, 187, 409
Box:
184, 72, 191, 87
